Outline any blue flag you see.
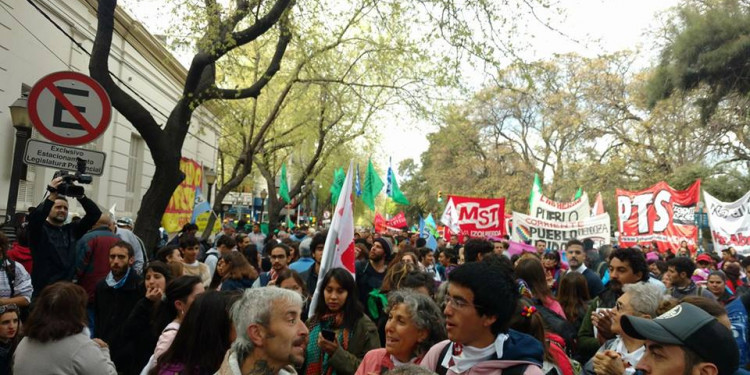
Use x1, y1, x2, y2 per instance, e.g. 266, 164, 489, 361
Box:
386, 163, 393, 196
426, 234, 438, 250
191, 187, 211, 223
355, 164, 362, 197
419, 215, 426, 238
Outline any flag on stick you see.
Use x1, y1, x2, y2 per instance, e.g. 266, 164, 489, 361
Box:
362, 159, 384, 211
310, 162, 356, 313
386, 162, 409, 205
279, 163, 291, 204
529, 173, 542, 212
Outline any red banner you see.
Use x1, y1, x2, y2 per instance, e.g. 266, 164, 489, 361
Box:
616, 180, 701, 252
447, 195, 506, 238
386, 211, 408, 230
374, 213, 386, 234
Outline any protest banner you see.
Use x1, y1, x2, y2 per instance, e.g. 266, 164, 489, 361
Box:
530, 192, 591, 222
386, 211, 408, 230
616, 180, 700, 252
512, 212, 611, 251
441, 195, 506, 238
704, 190, 750, 254
162, 158, 202, 233
374, 212, 387, 233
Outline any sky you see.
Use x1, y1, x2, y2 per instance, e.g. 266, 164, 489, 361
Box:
121, 0, 681, 170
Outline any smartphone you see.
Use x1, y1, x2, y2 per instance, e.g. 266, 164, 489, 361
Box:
321, 328, 336, 341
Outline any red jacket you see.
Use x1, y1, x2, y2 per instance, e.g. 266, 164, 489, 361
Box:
8, 242, 32, 274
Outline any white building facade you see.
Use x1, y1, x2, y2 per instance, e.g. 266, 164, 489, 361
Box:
0, 0, 220, 221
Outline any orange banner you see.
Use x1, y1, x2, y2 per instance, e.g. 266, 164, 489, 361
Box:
162, 158, 203, 233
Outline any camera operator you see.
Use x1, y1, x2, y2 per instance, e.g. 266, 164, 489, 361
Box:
27, 176, 101, 297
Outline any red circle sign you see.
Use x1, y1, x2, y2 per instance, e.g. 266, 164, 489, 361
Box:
28, 71, 112, 146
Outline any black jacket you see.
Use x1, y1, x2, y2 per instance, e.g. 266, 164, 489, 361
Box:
28, 197, 101, 296
120, 297, 158, 375
93, 271, 144, 371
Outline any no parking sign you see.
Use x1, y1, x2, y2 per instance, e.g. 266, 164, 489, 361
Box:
27, 71, 111, 146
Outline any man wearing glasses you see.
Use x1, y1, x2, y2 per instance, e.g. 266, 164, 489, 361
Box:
253, 243, 291, 287
421, 262, 544, 375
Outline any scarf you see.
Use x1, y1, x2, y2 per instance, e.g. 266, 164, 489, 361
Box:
105, 267, 131, 289
441, 334, 509, 374
305, 313, 352, 375
367, 289, 388, 319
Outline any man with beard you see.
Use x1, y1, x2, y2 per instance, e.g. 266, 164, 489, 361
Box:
563, 239, 605, 299
28, 176, 102, 296
576, 246, 649, 362
93, 241, 144, 370
253, 243, 291, 287
216, 288, 308, 374
356, 237, 391, 317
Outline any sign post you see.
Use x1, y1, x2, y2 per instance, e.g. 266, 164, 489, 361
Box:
27, 71, 111, 146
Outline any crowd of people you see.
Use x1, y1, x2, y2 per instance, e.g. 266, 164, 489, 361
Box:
0, 176, 746, 375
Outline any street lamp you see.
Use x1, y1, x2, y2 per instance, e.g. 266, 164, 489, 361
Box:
205, 168, 217, 204
6, 95, 33, 225
260, 189, 268, 223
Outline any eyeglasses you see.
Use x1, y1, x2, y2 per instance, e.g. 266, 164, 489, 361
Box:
444, 295, 481, 310
0, 304, 19, 315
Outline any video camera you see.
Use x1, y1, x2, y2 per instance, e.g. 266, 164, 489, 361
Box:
53, 158, 93, 198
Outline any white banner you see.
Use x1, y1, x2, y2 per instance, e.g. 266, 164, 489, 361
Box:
704, 190, 750, 254
530, 193, 591, 222
512, 212, 611, 251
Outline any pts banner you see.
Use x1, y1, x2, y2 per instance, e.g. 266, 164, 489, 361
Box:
512, 212, 611, 251
704, 190, 750, 254
616, 180, 700, 252
446, 195, 506, 238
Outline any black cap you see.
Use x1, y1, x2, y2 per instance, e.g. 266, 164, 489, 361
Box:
621, 302, 739, 375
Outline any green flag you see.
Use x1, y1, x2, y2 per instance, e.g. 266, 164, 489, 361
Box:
529, 173, 542, 213
286, 215, 295, 229
573, 187, 583, 200
387, 165, 409, 205
361, 159, 384, 211
279, 163, 291, 204
330, 167, 346, 205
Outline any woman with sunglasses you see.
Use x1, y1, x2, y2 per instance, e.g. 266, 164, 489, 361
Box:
0, 304, 21, 374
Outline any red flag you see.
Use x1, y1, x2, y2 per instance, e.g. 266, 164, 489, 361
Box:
309, 162, 356, 313
374, 212, 387, 234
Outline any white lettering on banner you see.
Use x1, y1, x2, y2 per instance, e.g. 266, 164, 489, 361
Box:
457, 203, 501, 229
618, 191, 672, 234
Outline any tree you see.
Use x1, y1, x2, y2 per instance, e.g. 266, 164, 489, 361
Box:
91, 0, 292, 249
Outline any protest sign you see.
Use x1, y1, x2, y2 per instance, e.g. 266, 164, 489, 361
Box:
512, 212, 611, 251
616, 180, 700, 252
441, 195, 506, 238
704, 190, 750, 254
530, 193, 590, 222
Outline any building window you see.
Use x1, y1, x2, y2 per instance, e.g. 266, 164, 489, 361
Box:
125, 134, 144, 213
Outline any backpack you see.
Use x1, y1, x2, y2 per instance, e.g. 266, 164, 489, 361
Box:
434, 341, 529, 375
525, 298, 578, 351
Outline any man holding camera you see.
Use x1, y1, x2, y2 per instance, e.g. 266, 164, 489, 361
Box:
28, 176, 101, 297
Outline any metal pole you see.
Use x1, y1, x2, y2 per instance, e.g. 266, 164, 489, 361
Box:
5, 127, 31, 225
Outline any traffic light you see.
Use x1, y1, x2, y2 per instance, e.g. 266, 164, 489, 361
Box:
438, 191, 443, 202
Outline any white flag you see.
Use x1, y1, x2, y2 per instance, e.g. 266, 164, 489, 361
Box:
309, 162, 356, 313
440, 198, 461, 235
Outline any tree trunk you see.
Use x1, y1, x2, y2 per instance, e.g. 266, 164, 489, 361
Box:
133, 159, 182, 252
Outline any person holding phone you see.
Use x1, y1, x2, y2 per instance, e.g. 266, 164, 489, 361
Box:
303, 268, 380, 375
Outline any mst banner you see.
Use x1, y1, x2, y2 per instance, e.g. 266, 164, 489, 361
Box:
512, 212, 611, 251
616, 180, 700, 252
530, 193, 590, 222
705, 190, 750, 254
162, 158, 203, 233
445, 195, 506, 238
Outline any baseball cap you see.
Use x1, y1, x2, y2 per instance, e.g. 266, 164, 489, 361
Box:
621, 302, 738, 375
696, 254, 713, 264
